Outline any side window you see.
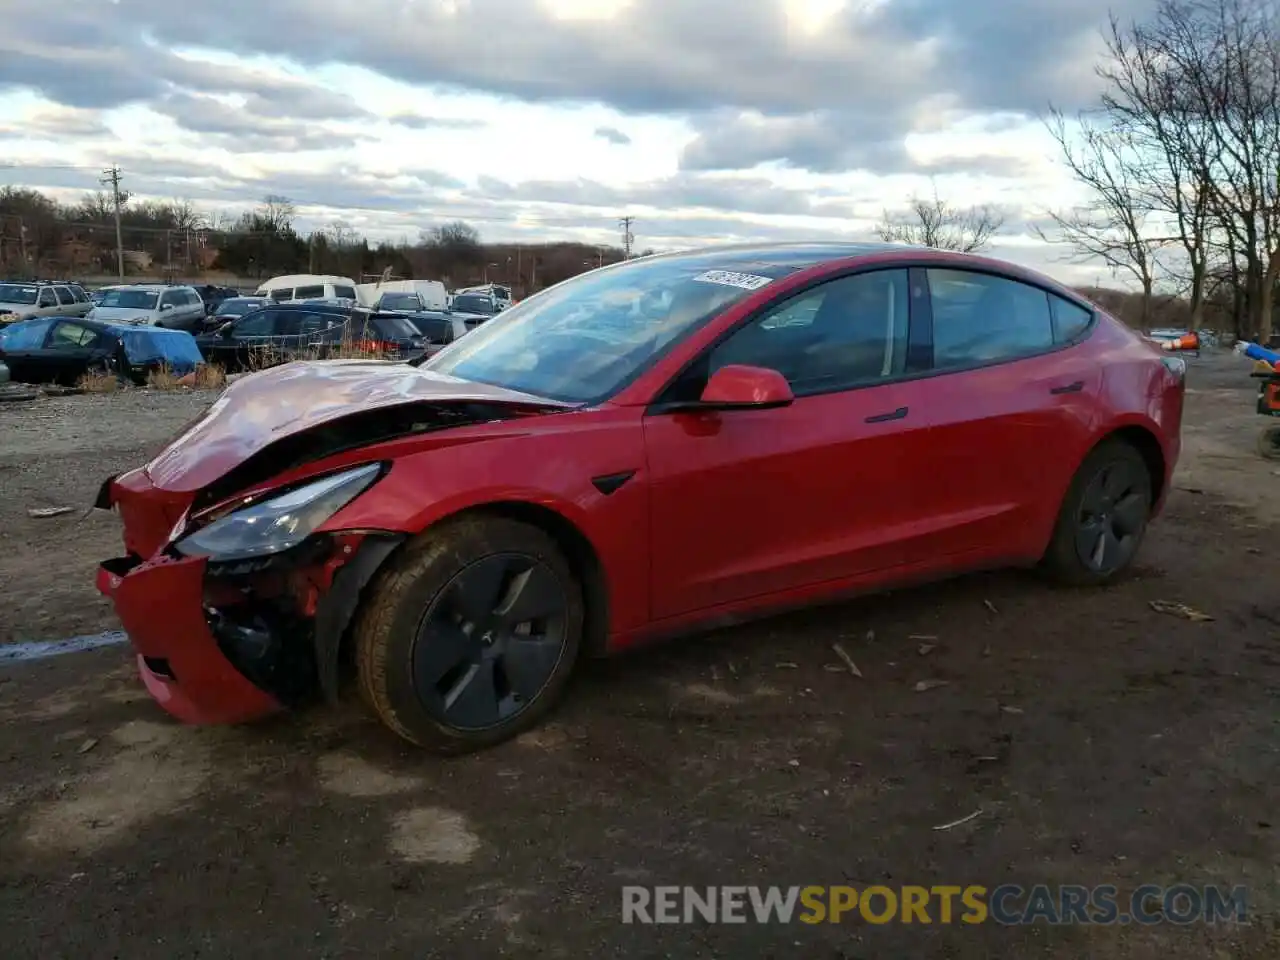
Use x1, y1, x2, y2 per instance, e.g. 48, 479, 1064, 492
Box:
49, 322, 99, 348
37, 289, 56, 308
69, 285, 90, 303
293, 285, 324, 300
53, 286, 75, 305
707, 269, 911, 395
0, 318, 55, 349
1050, 295, 1093, 343
269, 288, 292, 301
273, 311, 303, 336
233, 309, 277, 337
297, 312, 337, 336
333, 285, 356, 301
158, 291, 175, 308
927, 270, 1054, 369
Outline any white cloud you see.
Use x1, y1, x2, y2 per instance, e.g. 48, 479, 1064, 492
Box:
0, 0, 1156, 286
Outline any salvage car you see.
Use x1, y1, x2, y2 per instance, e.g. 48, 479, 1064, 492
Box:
94, 242, 1186, 754
0, 315, 206, 385
194, 301, 425, 371
88, 284, 207, 331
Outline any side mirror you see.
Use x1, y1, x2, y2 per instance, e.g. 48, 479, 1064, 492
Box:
699, 364, 793, 409
160, 302, 174, 312
217, 321, 234, 337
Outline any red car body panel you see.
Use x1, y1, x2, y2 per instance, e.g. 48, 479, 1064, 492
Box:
96, 553, 280, 723
144, 359, 572, 493
94, 244, 1185, 727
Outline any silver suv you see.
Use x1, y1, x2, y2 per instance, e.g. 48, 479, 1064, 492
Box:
0, 281, 93, 325
87, 284, 206, 331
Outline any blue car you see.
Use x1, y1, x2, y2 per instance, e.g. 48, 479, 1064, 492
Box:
0, 315, 206, 386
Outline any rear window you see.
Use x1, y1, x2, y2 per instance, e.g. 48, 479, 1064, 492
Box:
371, 314, 421, 339
414, 317, 454, 343
0, 318, 54, 348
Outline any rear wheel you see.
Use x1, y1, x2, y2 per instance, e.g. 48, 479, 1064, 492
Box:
1042, 439, 1153, 586
354, 516, 583, 754
1257, 424, 1280, 460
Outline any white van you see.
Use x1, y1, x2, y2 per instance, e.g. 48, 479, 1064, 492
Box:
254, 274, 358, 303
356, 280, 448, 311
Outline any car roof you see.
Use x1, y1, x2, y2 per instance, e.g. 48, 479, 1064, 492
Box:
109, 283, 192, 291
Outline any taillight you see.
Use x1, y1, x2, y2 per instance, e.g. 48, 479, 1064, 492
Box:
355, 340, 395, 353
1160, 356, 1186, 382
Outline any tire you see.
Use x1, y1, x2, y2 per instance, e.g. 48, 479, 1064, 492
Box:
353, 516, 583, 755
1257, 424, 1280, 460
1041, 439, 1154, 586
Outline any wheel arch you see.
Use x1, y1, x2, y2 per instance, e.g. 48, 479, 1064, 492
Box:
334, 499, 612, 689
1094, 423, 1168, 508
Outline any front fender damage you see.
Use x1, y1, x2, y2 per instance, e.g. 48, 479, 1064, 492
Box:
311, 533, 403, 701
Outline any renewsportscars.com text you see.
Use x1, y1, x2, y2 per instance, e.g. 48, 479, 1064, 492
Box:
621, 884, 1248, 925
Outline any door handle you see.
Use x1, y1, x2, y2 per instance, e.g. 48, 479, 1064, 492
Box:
1049, 380, 1085, 395
865, 406, 908, 423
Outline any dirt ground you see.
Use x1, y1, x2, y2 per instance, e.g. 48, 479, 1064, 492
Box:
1, 353, 1277, 959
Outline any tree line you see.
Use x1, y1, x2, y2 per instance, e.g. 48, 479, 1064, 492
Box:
1043, 0, 1280, 340
0, 188, 632, 294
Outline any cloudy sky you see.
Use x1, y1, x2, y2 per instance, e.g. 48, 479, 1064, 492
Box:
0, 0, 1154, 284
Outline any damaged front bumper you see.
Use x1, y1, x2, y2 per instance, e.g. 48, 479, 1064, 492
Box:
96, 472, 404, 726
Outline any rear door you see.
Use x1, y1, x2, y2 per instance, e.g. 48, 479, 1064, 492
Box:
913, 268, 1102, 559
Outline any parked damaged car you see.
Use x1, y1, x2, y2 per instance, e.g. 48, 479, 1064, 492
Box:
0, 316, 206, 385
94, 242, 1185, 755
194, 301, 427, 371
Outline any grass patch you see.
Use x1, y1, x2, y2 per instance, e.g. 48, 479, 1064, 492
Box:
192, 363, 227, 390
76, 370, 120, 393
144, 363, 228, 391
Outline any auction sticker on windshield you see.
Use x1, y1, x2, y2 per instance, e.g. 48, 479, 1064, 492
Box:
692, 270, 773, 291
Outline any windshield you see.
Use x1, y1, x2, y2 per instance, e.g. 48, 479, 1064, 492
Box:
100, 289, 159, 310
378, 293, 423, 311
0, 284, 38, 305
425, 257, 782, 402
451, 294, 495, 315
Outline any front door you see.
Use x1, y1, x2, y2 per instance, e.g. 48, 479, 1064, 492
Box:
644, 268, 937, 620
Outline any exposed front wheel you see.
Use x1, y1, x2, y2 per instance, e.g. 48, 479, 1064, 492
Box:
1042, 440, 1153, 586
354, 516, 583, 754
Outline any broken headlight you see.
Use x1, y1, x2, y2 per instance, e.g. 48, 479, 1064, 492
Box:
175, 463, 382, 562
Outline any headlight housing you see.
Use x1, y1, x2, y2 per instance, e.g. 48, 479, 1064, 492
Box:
174, 463, 382, 562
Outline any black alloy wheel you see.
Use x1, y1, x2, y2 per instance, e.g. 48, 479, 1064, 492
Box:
412, 553, 569, 731
1073, 458, 1149, 575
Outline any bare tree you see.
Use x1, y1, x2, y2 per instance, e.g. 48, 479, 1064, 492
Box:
1039, 108, 1165, 329
1096, 10, 1218, 329
876, 187, 1004, 252
259, 195, 296, 232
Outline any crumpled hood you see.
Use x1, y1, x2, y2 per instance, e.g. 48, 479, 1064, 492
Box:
143, 359, 571, 493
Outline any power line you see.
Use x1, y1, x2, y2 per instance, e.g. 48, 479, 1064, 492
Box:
619, 214, 635, 258
99, 166, 126, 282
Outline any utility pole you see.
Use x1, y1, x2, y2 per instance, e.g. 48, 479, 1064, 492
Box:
100, 165, 125, 282
619, 215, 634, 259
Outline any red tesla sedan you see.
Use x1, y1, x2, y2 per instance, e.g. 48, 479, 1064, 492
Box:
95, 243, 1185, 753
